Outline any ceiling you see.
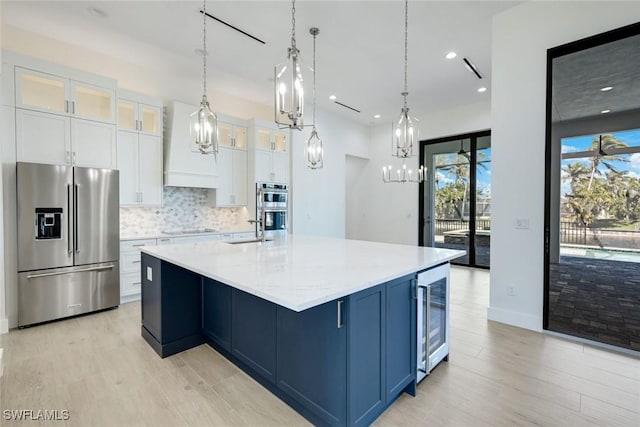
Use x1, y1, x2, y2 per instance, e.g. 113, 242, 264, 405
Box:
2, 1, 521, 125
552, 33, 640, 122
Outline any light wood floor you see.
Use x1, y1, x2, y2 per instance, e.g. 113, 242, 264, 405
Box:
1, 267, 638, 426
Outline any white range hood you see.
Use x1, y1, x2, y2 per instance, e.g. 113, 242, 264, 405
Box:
164, 101, 220, 188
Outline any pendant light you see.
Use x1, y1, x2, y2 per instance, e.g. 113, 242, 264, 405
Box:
305, 27, 323, 169
393, 0, 419, 158
190, 0, 218, 155
275, 0, 308, 130
382, 0, 425, 184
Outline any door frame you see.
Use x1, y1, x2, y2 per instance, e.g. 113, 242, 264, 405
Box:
418, 129, 491, 268
543, 22, 640, 331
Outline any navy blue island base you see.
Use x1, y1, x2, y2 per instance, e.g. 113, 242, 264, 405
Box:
141, 253, 423, 427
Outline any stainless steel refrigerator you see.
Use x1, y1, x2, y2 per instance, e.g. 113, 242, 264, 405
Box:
17, 162, 120, 327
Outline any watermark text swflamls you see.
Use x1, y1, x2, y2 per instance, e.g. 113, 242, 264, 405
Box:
3, 409, 70, 421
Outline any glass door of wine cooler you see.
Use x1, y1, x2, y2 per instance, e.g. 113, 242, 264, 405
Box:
416, 263, 450, 382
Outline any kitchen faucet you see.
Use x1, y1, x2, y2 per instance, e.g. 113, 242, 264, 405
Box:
248, 189, 267, 242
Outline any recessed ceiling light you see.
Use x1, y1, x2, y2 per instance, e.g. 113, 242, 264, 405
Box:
446, 52, 457, 59
601, 109, 611, 114
87, 6, 107, 18
374, 114, 381, 119
600, 86, 613, 92
477, 87, 487, 93
329, 95, 337, 100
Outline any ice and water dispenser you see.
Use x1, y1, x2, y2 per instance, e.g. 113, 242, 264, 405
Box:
34, 208, 63, 239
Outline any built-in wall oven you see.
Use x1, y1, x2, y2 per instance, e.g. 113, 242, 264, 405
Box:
416, 263, 450, 383
256, 183, 288, 238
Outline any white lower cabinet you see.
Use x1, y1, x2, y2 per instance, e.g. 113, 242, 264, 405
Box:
119, 238, 156, 303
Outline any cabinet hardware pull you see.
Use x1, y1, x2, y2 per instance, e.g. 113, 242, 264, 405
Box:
65, 100, 69, 113
132, 260, 141, 264
133, 282, 141, 286
140, 192, 143, 203
337, 300, 344, 328
66, 150, 70, 164
71, 101, 75, 114
72, 151, 77, 165
132, 244, 146, 247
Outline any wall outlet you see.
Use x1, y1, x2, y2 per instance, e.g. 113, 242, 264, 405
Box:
515, 218, 530, 229
507, 285, 516, 296
146, 266, 153, 282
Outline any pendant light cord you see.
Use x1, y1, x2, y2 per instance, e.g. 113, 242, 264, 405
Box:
312, 32, 317, 128
202, 0, 207, 96
291, 0, 297, 48
403, 0, 408, 109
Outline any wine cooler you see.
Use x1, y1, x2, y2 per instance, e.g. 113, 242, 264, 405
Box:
416, 263, 450, 383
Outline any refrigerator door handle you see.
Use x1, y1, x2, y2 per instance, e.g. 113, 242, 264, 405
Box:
26, 264, 115, 279
67, 184, 72, 255
74, 184, 79, 253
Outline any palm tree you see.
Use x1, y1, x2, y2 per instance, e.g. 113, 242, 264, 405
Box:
586, 134, 628, 190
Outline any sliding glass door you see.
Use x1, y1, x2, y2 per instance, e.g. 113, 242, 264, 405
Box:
419, 131, 491, 268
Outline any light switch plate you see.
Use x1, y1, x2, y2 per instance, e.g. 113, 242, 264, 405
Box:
146, 266, 153, 281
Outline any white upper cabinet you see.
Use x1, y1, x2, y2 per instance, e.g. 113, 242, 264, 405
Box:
249, 119, 289, 184
118, 91, 162, 137
218, 118, 247, 149
13, 61, 118, 169
116, 90, 164, 207
16, 108, 71, 165
72, 119, 117, 168
15, 67, 115, 124
213, 114, 248, 207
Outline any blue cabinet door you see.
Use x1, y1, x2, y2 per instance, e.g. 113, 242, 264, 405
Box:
348, 284, 386, 426
276, 300, 347, 426
385, 275, 416, 401
231, 288, 277, 383
202, 278, 232, 351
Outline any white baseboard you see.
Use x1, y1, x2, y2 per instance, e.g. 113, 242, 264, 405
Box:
120, 294, 140, 305
487, 306, 542, 332
0, 317, 7, 335
0, 348, 4, 378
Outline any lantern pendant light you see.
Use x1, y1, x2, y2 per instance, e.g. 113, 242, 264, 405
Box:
275, 0, 308, 130
306, 27, 323, 169
393, 0, 419, 159
382, 0, 425, 184
190, 0, 218, 155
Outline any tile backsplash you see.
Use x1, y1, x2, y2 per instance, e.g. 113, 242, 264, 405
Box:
120, 187, 252, 235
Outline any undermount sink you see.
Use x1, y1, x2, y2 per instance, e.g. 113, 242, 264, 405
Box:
226, 238, 273, 244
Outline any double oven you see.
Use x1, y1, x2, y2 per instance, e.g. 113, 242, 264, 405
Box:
256, 183, 288, 238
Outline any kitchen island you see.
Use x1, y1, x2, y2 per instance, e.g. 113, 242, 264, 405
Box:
139, 235, 463, 427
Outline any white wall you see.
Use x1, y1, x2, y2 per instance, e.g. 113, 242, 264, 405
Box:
489, 1, 640, 331
349, 101, 490, 244
291, 106, 370, 237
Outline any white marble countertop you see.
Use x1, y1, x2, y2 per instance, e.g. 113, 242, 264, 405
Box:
140, 234, 465, 312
